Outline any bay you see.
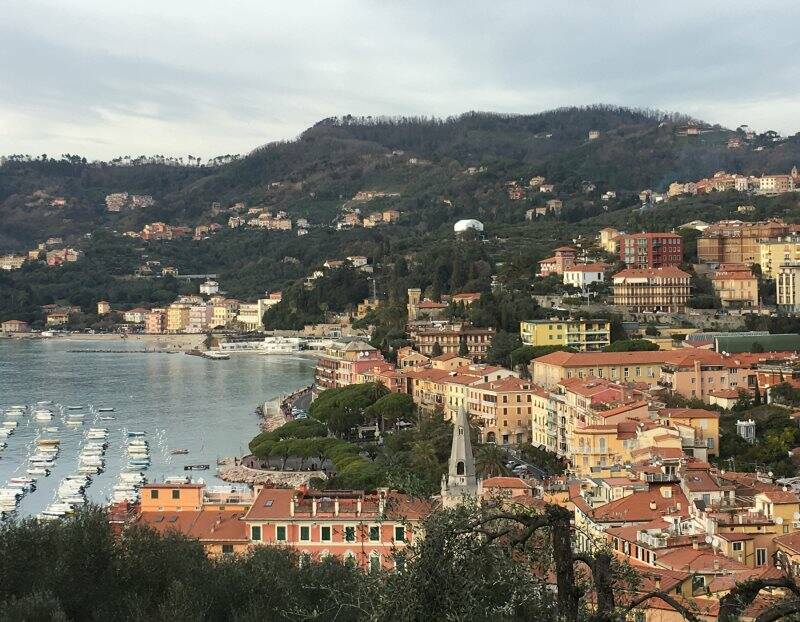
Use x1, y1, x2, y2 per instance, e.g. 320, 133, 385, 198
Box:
0, 338, 315, 518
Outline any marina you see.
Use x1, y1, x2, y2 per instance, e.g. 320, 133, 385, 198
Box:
0, 338, 315, 518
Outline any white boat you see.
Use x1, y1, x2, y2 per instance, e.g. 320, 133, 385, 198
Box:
27, 467, 50, 476
2, 421, 18, 428
97, 408, 115, 413
204, 351, 230, 360
127, 431, 147, 438
99, 416, 115, 421
36, 438, 61, 447
65, 420, 82, 427
45, 426, 59, 433
4, 410, 23, 417
67, 406, 84, 410
29, 453, 56, 463
0, 488, 23, 499
36, 400, 53, 406
0, 429, 14, 438
33, 410, 53, 422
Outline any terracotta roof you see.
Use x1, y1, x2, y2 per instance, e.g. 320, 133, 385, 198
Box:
138, 510, 249, 542
715, 532, 754, 542
775, 530, 800, 554
619, 232, 682, 240
758, 490, 800, 503
596, 401, 648, 419
533, 348, 715, 368
472, 377, 538, 392
587, 485, 690, 523
417, 300, 448, 309
613, 266, 690, 279
656, 547, 749, 573
659, 408, 720, 420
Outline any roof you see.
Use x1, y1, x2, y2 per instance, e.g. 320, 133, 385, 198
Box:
620, 232, 682, 240
483, 477, 533, 490
656, 547, 750, 573
757, 490, 800, 503
659, 408, 720, 420
715, 333, 800, 354
583, 485, 690, 523
774, 530, 800, 554
533, 348, 716, 368
613, 267, 691, 279
417, 300, 448, 309
564, 263, 610, 272
596, 401, 648, 419
472, 377, 538, 392
138, 509, 248, 543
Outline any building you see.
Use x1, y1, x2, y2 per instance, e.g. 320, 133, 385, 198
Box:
0, 254, 26, 270
562, 263, 610, 289
406, 289, 447, 321
46, 312, 70, 326
97, 300, 111, 315
612, 267, 691, 313
1, 319, 30, 333
698, 220, 790, 264
122, 308, 149, 324
759, 174, 795, 194
759, 241, 800, 279
412, 325, 495, 359
243, 486, 432, 570
165, 303, 191, 333
598, 228, 621, 254
314, 340, 386, 392
618, 232, 683, 268
186, 303, 213, 333
212, 299, 240, 328
199, 280, 220, 295
777, 263, 800, 313
145, 309, 166, 334
467, 377, 540, 445
520, 318, 611, 352
538, 246, 577, 276
658, 408, 720, 458
441, 406, 481, 507
710, 263, 759, 308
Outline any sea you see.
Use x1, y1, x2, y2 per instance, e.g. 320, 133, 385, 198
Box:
0, 338, 315, 518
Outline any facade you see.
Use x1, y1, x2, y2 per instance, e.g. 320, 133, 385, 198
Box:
612, 267, 691, 313
520, 318, 611, 352
46, 312, 70, 326
97, 301, 111, 315
467, 376, 539, 445
243, 487, 432, 570
186, 303, 214, 333
199, 280, 220, 295
698, 220, 790, 264
145, 309, 166, 334
777, 263, 800, 313
710, 264, 759, 308
212, 299, 240, 328
619, 233, 683, 268
412, 325, 495, 359
758, 241, 800, 279
314, 340, 386, 391
598, 227, 621, 254
406, 289, 447, 321
1, 319, 30, 333
166, 303, 191, 333
562, 263, 609, 289
0, 254, 26, 270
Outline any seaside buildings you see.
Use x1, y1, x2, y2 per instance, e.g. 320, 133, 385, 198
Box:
1, 319, 30, 333
519, 318, 611, 352
697, 220, 791, 264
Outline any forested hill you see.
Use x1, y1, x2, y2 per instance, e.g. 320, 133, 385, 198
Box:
1, 105, 799, 250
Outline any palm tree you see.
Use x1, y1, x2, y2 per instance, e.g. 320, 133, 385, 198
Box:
476, 445, 511, 478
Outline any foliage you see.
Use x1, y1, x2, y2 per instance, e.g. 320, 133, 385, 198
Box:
308, 383, 390, 438
602, 339, 659, 352
485, 331, 523, 367
363, 393, 416, 432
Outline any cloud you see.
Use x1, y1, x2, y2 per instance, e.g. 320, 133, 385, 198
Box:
1, 0, 798, 159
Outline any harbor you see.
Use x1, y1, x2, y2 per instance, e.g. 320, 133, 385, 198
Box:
0, 338, 315, 518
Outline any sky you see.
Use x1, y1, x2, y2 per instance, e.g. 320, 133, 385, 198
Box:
1, 0, 799, 160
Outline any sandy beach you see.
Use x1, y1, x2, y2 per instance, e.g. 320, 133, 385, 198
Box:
1, 332, 206, 351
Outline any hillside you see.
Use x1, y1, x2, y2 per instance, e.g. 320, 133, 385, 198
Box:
2, 105, 799, 251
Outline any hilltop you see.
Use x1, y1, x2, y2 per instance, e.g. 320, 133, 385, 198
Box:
2, 105, 799, 250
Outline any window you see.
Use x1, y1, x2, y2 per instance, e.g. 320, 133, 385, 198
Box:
395, 526, 406, 542
369, 552, 381, 572
369, 526, 380, 541
171, 489, 180, 500
395, 554, 406, 572
321, 526, 331, 542
276, 526, 287, 541
756, 548, 767, 566
300, 526, 310, 541
732, 541, 743, 552
150, 489, 159, 499
251, 525, 262, 541
222, 544, 234, 556
345, 526, 356, 542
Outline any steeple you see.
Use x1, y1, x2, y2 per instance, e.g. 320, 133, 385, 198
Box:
441, 405, 480, 507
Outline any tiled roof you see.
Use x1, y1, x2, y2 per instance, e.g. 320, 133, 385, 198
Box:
587, 485, 690, 522
533, 348, 714, 368
613, 266, 690, 279
758, 489, 800, 503
659, 408, 720, 420
138, 509, 249, 542
483, 477, 532, 490
656, 547, 749, 573
596, 401, 648, 419
564, 263, 610, 272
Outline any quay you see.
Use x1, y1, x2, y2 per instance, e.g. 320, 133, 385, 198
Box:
67, 349, 177, 354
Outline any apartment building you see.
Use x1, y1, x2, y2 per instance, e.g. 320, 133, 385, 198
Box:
145, 309, 166, 334
412, 325, 495, 359
618, 232, 683, 268
186, 303, 214, 333
211, 299, 240, 328
777, 263, 800, 312
698, 220, 790, 264
658, 408, 720, 458
710, 263, 758, 308
314, 340, 386, 392
243, 487, 431, 570
759, 240, 800, 278
519, 318, 611, 352
165, 303, 191, 333
597, 227, 621, 254
612, 267, 691, 313
759, 174, 795, 194
467, 376, 540, 445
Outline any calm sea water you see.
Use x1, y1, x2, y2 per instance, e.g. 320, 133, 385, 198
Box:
0, 338, 314, 517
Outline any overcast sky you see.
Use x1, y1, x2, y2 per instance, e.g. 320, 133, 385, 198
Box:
1, 1, 798, 160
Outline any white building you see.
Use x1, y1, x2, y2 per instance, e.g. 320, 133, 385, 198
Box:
562, 263, 609, 289
199, 280, 220, 295
777, 263, 800, 313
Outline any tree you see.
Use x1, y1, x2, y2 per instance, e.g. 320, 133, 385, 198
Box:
475, 445, 510, 478
430, 341, 443, 357
486, 331, 523, 367
603, 339, 659, 352
364, 393, 416, 432
458, 337, 469, 357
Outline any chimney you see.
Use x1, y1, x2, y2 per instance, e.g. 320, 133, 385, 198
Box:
334, 498, 340, 516
692, 538, 699, 550
654, 577, 661, 590
649, 500, 657, 511
713, 557, 720, 571
356, 497, 362, 516
290, 495, 296, 517
312, 497, 318, 516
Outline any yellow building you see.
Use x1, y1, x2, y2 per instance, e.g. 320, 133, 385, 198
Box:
597, 227, 621, 254
710, 264, 759, 308
97, 300, 111, 315
658, 408, 720, 458
520, 319, 611, 352
759, 241, 800, 279
466, 376, 538, 445
531, 350, 672, 388
166, 303, 191, 333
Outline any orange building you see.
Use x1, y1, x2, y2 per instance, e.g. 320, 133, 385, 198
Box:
711, 263, 758, 308
538, 246, 577, 276
697, 219, 790, 264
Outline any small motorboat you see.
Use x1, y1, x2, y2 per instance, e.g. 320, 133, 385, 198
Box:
27, 467, 50, 476
97, 407, 115, 413
2, 421, 18, 428
184, 464, 210, 471
170, 449, 189, 455
67, 406, 84, 410
99, 416, 115, 421
45, 426, 59, 433
127, 431, 147, 438
36, 439, 61, 447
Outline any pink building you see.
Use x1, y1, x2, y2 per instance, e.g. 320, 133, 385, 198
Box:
538, 246, 577, 276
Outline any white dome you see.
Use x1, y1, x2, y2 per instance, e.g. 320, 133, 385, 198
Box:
454, 219, 484, 233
